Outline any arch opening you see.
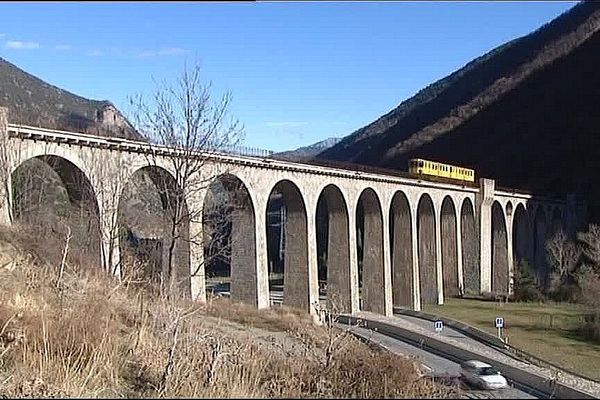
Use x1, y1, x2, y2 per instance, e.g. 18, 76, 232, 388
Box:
417, 194, 438, 305
356, 188, 385, 313
491, 201, 509, 294
266, 180, 309, 310
117, 166, 190, 296
389, 191, 413, 308
512, 204, 530, 270
203, 174, 257, 305
461, 198, 479, 295
11, 155, 101, 269
441, 196, 459, 298
316, 185, 350, 312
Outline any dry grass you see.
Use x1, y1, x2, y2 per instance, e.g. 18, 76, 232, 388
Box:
0, 226, 452, 398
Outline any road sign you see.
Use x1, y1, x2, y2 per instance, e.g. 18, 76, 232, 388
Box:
495, 317, 504, 340
495, 317, 504, 328
434, 320, 443, 332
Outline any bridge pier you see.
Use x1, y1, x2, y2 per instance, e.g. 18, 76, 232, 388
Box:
254, 195, 271, 309
0, 108, 12, 227
382, 201, 394, 316
347, 199, 361, 314
306, 202, 321, 316
434, 203, 444, 305
506, 207, 515, 295
189, 220, 206, 302
455, 206, 464, 295
410, 203, 421, 311
478, 178, 495, 294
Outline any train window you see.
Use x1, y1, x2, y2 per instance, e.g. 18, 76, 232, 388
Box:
419, 161, 424, 167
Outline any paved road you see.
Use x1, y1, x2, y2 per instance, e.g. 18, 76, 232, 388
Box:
339, 323, 537, 399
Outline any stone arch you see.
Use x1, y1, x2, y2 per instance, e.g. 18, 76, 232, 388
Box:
389, 190, 413, 308
461, 198, 479, 295
356, 188, 385, 313
441, 196, 459, 298
512, 204, 530, 270
266, 179, 309, 311
491, 201, 509, 294
533, 206, 547, 282
417, 193, 438, 305
11, 155, 102, 267
316, 184, 351, 312
203, 174, 257, 306
117, 165, 190, 296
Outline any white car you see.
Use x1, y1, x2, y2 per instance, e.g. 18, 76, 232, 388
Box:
459, 360, 508, 390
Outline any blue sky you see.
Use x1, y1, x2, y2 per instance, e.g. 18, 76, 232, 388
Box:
0, 1, 576, 152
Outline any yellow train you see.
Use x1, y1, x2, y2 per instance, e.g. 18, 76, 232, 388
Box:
408, 158, 475, 182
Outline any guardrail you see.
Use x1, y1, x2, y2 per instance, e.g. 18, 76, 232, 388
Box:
337, 314, 596, 399
394, 308, 600, 386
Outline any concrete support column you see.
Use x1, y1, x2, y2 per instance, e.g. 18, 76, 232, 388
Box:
434, 205, 444, 305
456, 206, 464, 295
347, 200, 360, 313
189, 219, 205, 302
0, 172, 11, 227
306, 203, 321, 316
98, 203, 121, 277
230, 203, 258, 306
477, 178, 495, 294
506, 212, 515, 295
382, 201, 393, 316
254, 195, 270, 309
411, 206, 421, 311
0, 107, 12, 227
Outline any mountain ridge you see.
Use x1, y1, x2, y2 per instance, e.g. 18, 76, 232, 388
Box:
319, 1, 600, 166
316, 1, 600, 221
0, 56, 140, 139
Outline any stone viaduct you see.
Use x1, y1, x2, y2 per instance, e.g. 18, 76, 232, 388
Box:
0, 109, 586, 317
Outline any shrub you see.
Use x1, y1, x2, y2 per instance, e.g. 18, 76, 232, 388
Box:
575, 264, 600, 342
513, 259, 544, 302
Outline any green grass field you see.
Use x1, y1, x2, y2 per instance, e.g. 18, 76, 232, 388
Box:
424, 298, 600, 381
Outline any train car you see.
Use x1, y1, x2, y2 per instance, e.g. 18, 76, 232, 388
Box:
408, 158, 475, 182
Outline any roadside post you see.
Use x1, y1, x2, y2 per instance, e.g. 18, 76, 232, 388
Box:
495, 316, 504, 339
434, 320, 443, 334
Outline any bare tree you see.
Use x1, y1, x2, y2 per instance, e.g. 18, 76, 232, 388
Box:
546, 230, 580, 279
128, 62, 244, 297
577, 224, 600, 272
545, 230, 581, 300
84, 149, 134, 275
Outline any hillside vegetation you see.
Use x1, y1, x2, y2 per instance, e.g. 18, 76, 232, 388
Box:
0, 226, 451, 398
318, 1, 600, 221
0, 57, 139, 139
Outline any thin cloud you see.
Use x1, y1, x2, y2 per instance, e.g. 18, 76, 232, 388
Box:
85, 48, 104, 57
81, 46, 187, 58
54, 44, 72, 51
266, 121, 308, 128
5, 40, 40, 50
0, 34, 5, 38
135, 47, 188, 58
